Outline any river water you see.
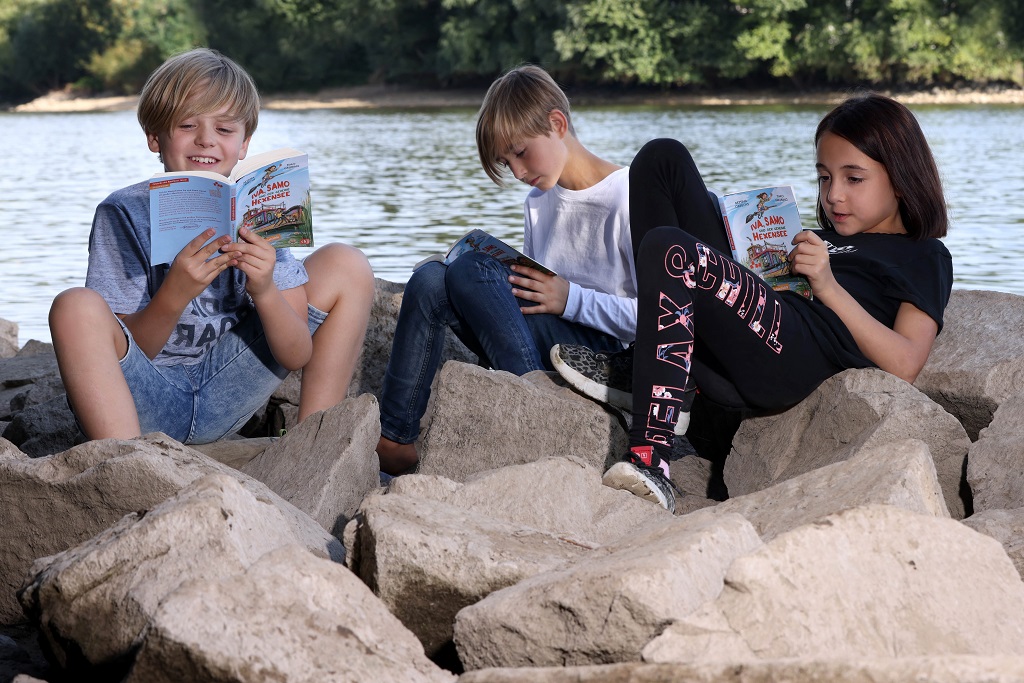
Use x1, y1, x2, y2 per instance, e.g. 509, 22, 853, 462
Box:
2, 103, 1021, 345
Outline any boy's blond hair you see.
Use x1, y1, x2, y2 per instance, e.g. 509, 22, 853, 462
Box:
137, 48, 260, 140
476, 65, 576, 186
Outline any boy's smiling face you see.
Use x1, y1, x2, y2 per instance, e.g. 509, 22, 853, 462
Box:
147, 104, 251, 177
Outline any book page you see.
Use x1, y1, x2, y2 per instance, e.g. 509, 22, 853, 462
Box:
232, 152, 314, 249
445, 229, 555, 276
149, 176, 231, 265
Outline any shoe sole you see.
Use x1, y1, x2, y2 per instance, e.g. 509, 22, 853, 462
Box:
602, 462, 673, 512
550, 346, 633, 411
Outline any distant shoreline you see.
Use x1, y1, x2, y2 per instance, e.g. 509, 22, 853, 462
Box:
10, 83, 1024, 113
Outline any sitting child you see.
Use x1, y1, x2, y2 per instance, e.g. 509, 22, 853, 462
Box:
376, 64, 637, 475
49, 48, 374, 443
553, 93, 953, 513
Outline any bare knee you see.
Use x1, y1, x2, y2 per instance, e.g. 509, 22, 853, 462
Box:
49, 288, 124, 353
304, 243, 374, 304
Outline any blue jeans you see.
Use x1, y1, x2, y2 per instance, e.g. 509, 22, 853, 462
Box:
110, 304, 326, 444
379, 251, 623, 444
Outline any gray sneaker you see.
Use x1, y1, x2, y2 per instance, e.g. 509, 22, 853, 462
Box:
550, 344, 633, 410
602, 446, 677, 513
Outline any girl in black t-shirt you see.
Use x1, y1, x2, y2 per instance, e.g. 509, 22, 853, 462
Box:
551, 93, 953, 513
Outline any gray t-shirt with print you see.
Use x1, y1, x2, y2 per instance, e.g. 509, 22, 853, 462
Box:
85, 181, 308, 366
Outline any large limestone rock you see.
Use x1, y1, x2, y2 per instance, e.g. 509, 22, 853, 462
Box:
915, 289, 1024, 440
457, 657, 1024, 683
454, 513, 762, 669
727, 368, 971, 518
241, 394, 381, 534
349, 277, 476, 400
644, 505, 1024, 663
964, 508, 1024, 579
124, 545, 454, 683
350, 492, 591, 656
690, 438, 949, 541
0, 434, 342, 624
966, 390, 1024, 512
18, 474, 323, 672
386, 457, 669, 546
419, 362, 628, 481
0, 319, 17, 359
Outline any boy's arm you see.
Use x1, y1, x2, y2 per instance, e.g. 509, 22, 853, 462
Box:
121, 229, 239, 359
229, 227, 312, 370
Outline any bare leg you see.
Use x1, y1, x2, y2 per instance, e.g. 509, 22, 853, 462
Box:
49, 288, 141, 439
376, 435, 419, 475
298, 243, 374, 421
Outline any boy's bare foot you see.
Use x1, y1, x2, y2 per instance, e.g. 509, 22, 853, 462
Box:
376, 436, 419, 476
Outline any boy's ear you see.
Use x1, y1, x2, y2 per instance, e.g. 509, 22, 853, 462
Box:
548, 109, 569, 138
238, 136, 251, 161
146, 132, 162, 154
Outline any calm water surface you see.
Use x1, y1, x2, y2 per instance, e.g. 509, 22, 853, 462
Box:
2, 104, 1021, 345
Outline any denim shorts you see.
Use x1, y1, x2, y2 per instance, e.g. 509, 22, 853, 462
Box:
111, 304, 326, 444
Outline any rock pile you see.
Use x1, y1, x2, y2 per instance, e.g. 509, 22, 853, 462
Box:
2, 282, 1024, 682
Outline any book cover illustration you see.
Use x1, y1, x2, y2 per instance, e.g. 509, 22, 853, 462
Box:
149, 149, 313, 265
719, 185, 812, 299
415, 228, 556, 276
233, 155, 313, 250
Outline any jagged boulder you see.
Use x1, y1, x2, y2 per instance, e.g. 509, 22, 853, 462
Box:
418, 362, 628, 481
241, 394, 381, 534
966, 390, 1024, 512
915, 289, 1024, 440
727, 368, 970, 518
0, 434, 341, 624
644, 505, 1024, 662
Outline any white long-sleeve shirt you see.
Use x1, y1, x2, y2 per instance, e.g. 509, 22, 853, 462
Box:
523, 167, 637, 342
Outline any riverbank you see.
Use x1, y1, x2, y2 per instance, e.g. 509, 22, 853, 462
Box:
11, 82, 1024, 113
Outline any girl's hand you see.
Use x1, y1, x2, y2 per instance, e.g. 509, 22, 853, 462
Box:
230, 227, 277, 299
509, 265, 569, 315
166, 229, 239, 304
789, 230, 838, 299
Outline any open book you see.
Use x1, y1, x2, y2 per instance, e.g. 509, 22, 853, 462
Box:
719, 185, 812, 299
414, 229, 556, 276
148, 147, 314, 265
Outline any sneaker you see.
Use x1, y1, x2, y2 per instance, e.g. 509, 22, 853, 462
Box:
602, 446, 678, 513
550, 344, 633, 410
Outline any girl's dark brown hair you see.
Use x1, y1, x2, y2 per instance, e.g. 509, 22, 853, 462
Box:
815, 93, 948, 239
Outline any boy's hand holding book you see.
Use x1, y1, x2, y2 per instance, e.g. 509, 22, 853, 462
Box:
509, 264, 569, 315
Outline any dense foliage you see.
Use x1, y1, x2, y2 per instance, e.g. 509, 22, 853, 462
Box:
2, 0, 1022, 104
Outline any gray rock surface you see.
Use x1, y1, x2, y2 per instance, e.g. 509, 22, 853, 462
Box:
692, 438, 949, 541
966, 390, 1024, 512
916, 289, 1024, 440
241, 394, 381, 534
963, 508, 1024, 579
18, 474, 324, 671
644, 505, 1024, 662
454, 512, 762, 669
419, 362, 628, 481
0, 433, 341, 624
0, 319, 17, 359
727, 368, 970, 518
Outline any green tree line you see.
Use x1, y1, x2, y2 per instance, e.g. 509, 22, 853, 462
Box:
2, 0, 1022, 104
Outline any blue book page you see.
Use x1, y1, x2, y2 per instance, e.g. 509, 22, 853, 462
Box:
149, 175, 231, 265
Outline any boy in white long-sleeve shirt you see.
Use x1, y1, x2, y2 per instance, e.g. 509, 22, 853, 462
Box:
376, 64, 636, 474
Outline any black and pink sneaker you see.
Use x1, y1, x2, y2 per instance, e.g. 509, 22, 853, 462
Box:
601, 445, 678, 513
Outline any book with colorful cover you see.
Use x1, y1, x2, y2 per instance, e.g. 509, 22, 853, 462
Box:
718, 185, 812, 299
148, 147, 314, 265
413, 228, 556, 276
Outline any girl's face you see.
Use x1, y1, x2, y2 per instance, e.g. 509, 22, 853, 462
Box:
815, 132, 905, 236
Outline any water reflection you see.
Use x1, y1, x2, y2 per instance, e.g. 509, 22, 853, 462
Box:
2, 104, 1022, 345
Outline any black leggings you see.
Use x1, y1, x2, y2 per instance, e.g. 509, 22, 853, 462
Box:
628, 139, 847, 452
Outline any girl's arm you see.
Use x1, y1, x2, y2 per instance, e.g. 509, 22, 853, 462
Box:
231, 227, 312, 370
790, 231, 937, 383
